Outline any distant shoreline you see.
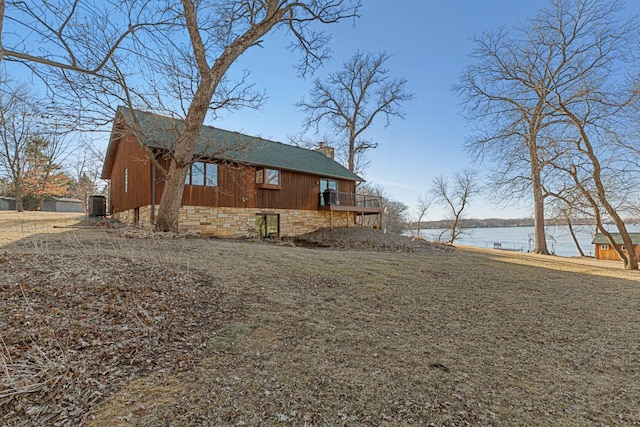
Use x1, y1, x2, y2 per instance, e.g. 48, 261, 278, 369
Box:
408, 218, 632, 230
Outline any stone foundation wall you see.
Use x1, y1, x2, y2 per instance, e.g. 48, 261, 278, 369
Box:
114, 205, 355, 237
114, 209, 134, 226
113, 206, 154, 229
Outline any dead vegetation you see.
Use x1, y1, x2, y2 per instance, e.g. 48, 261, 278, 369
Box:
292, 226, 454, 253
0, 252, 235, 426
1, 218, 639, 426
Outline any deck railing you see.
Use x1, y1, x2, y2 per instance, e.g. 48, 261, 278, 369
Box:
318, 190, 382, 209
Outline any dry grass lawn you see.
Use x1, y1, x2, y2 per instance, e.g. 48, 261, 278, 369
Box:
0, 211, 82, 247
1, 213, 639, 426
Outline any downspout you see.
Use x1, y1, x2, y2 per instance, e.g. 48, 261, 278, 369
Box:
151, 162, 156, 223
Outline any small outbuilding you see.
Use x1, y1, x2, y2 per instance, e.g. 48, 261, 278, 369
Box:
0, 196, 16, 211
592, 232, 640, 261
43, 197, 84, 213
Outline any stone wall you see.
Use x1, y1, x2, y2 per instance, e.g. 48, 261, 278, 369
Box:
114, 205, 355, 237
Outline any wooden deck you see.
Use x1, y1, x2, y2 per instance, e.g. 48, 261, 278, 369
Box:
318, 191, 382, 215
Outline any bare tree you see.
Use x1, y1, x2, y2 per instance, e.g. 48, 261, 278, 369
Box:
413, 194, 432, 238
430, 170, 480, 244
530, 0, 640, 269
553, 140, 640, 268
0, 84, 42, 212
0, 1, 157, 74
297, 51, 413, 174
456, 24, 563, 254
2, 1, 361, 231
150, 1, 360, 231
457, 0, 640, 258
357, 183, 407, 233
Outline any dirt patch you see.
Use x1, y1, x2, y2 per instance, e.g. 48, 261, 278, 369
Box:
292, 226, 455, 253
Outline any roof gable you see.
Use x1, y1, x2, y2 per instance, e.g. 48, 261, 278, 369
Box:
103, 106, 363, 182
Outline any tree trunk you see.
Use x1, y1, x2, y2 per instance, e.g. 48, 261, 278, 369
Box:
529, 145, 549, 254
14, 181, 24, 212
153, 2, 287, 231
559, 101, 638, 269
154, 79, 215, 231
600, 195, 637, 269
348, 134, 356, 172
449, 215, 461, 244
564, 211, 585, 257
590, 164, 638, 268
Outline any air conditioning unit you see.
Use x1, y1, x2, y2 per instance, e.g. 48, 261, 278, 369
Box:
88, 195, 107, 217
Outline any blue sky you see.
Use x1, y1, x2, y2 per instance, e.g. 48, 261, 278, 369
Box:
208, 0, 602, 220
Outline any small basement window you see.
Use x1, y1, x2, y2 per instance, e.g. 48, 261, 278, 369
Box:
256, 214, 279, 238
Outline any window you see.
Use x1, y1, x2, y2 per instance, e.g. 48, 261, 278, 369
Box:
124, 168, 128, 193
601, 244, 609, 251
256, 214, 279, 238
255, 168, 280, 186
319, 179, 338, 206
320, 179, 338, 192
191, 162, 204, 186
185, 162, 218, 187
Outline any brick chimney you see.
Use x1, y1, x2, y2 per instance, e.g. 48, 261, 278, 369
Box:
315, 142, 335, 159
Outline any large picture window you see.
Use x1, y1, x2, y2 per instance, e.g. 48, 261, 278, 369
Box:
185, 162, 218, 187
256, 214, 279, 238
255, 168, 280, 186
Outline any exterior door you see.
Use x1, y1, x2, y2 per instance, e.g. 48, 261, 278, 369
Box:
319, 179, 338, 206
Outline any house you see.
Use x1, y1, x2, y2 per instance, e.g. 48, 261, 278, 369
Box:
42, 197, 85, 213
101, 107, 381, 237
0, 196, 16, 211
592, 232, 640, 261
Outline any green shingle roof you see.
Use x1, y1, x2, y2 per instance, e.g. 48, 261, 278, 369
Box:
112, 106, 363, 182
592, 232, 640, 245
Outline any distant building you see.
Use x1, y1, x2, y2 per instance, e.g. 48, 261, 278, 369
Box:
0, 196, 16, 211
592, 232, 640, 261
43, 197, 84, 213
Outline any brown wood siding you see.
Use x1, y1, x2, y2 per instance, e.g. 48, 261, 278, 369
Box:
595, 243, 640, 261
154, 158, 255, 209
109, 139, 356, 212
253, 170, 355, 210
109, 134, 152, 212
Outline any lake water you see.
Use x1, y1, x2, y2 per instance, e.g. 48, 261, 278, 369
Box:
414, 224, 640, 258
